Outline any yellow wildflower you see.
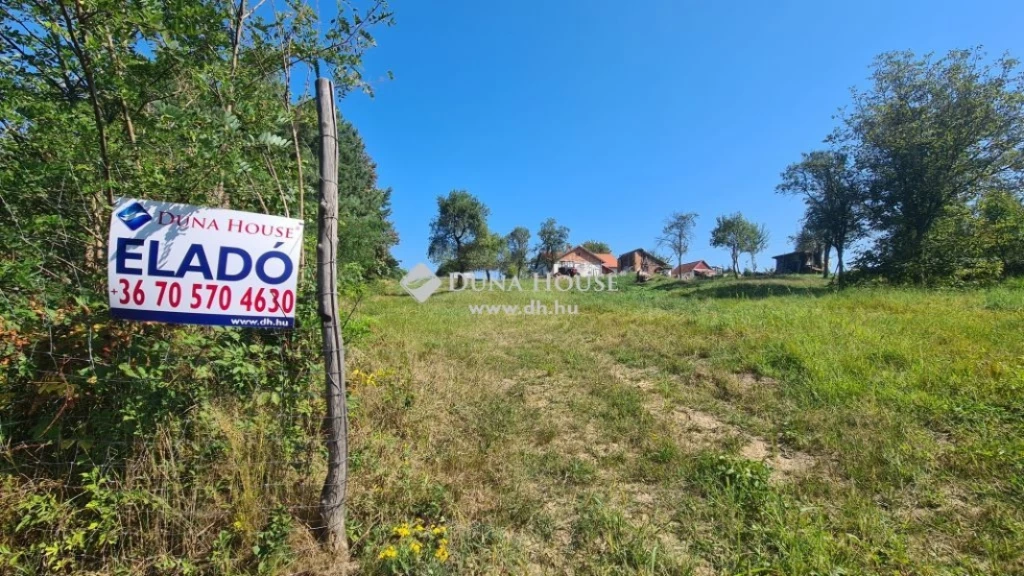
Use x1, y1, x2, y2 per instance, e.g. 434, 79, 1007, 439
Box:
432, 526, 447, 536
414, 523, 426, 533
378, 545, 398, 560
393, 523, 411, 538
409, 540, 422, 555
435, 544, 449, 563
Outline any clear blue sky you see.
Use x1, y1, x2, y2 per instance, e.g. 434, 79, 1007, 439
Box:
335, 0, 1024, 270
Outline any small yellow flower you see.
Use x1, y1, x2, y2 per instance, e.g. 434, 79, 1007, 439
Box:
393, 525, 411, 538
414, 524, 426, 533
378, 545, 398, 560
432, 526, 447, 536
409, 540, 422, 554
435, 545, 449, 563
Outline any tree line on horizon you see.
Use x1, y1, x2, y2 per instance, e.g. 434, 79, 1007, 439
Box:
428, 48, 1024, 286
425, 189, 775, 279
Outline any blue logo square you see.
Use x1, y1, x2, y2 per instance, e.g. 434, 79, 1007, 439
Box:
117, 202, 152, 231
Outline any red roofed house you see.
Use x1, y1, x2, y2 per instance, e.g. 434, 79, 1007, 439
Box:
671, 260, 716, 280
554, 246, 618, 276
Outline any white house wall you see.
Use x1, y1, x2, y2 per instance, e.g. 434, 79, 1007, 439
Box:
556, 260, 604, 276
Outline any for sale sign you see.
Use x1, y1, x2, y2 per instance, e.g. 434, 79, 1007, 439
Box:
108, 198, 303, 328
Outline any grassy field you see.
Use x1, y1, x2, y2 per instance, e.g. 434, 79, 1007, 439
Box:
333, 274, 1024, 575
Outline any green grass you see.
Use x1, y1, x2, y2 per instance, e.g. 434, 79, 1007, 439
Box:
341, 274, 1024, 574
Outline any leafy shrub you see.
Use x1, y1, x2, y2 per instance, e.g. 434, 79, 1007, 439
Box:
691, 453, 774, 513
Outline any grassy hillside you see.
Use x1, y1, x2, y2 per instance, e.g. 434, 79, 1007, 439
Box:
4, 275, 1022, 575
341, 274, 1024, 574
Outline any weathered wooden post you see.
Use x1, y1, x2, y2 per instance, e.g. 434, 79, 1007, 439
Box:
315, 77, 348, 556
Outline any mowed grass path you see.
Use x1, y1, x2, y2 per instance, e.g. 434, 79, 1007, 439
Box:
341, 275, 1024, 575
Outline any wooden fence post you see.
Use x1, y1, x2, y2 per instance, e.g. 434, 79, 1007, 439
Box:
315, 77, 348, 556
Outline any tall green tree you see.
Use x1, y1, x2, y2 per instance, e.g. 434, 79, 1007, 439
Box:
657, 212, 698, 275
744, 222, 770, 273
333, 118, 399, 277
534, 218, 570, 272
581, 240, 612, 254
428, 190, 490, 279
838, 48, 1024, 280
777, 150, 865, 281
710, 213, 759, 277
505, 226, 531, 277
467, 230, 506, 281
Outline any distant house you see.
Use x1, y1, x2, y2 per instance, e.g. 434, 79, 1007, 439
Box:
772, 251, 823, 274
617, 249, 670, 275
671, 260, 716, 280
554, 246, 617, 276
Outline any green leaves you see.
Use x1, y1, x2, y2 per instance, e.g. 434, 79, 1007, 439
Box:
535, 218, 570, 271
428, 190, 491, 271
710, 213, 768, 275
256, 132, 290, 149
839, 48, 1024, 281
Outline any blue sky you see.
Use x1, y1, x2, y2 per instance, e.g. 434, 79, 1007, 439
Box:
334, 0, 1024, 270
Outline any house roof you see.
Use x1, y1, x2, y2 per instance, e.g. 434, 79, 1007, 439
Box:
556, 245, 607, 266
772, 250, 815, 259
595, 253, 617, 269
672, 260, 712, 274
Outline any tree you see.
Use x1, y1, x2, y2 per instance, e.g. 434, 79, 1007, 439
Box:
744, 223, 770, 273
790, 223, 830, 277
534, 218, 570, 272
777, 150, 865, 281
838, 48, 1024, 281
467, 231, 506, 281
505, 227, 532, 277
657, 212, 698, 276
428, 190, 490, 282
0, 0, 392, 270
334, 118, 400, 277
646, 248, 672, 268
978, 190, 1024, 275
710, 213, 759, 277
581, 240, 612, 254
792, 225, 823, 253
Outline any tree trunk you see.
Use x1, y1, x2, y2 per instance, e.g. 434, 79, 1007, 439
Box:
315, 78, 349, 558
822, 244, 831, 278
836, 246, 845, 285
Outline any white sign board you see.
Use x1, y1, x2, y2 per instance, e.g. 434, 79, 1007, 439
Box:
108, 198, 303, 328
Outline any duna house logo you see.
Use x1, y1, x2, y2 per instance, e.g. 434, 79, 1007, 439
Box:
116, 201, 153, 231
400, 263, 442, 303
